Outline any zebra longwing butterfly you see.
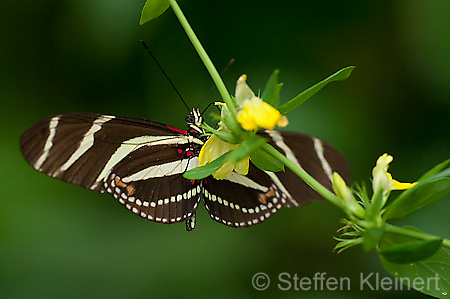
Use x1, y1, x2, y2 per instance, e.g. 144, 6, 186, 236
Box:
20, 109, 349, 230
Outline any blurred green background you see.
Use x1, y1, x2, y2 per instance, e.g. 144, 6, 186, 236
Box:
1, 0, 450, 298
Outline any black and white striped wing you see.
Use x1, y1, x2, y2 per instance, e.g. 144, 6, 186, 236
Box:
202, 130, 350, 227
202, 164, 286, 227
20, 113, 203, 224
262, 130, 350, 206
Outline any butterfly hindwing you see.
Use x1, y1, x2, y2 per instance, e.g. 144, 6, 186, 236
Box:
102, 143, 202, 224
104, 172, 202, 224
202, 164, 287, 227
203, 130, 350, 227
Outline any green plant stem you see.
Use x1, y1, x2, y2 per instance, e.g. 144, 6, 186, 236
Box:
168, 0, 236, 111
385, 223, 450, 249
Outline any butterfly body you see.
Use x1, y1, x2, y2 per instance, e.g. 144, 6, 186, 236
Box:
20, 110, 349, 230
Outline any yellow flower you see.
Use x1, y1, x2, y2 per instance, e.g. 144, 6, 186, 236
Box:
198, 74, 290, 179
235, 74, 288, 131
372, 153, 417, 193
332, 172, 365, 217
199, 135, 249, 180
332, 172, 353, 202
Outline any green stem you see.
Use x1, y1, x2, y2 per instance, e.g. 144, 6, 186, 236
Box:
385, 223, 450, 249
168, 0, 236, 111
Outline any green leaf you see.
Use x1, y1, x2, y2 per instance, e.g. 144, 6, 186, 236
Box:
277, 66, 355, 115
229, 135, 267, 164
379, 227, 450, 297
385, 177, 450, 219
418, 158, 450, 181
261, 69, 283, 107
363, 226, 385, 252
140, 0, 170, 25
183, 151, 231, 180
380, 239, 442, 264
250, 147, 285, 172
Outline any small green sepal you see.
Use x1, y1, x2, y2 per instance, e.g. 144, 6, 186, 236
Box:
201, 123, 240, 144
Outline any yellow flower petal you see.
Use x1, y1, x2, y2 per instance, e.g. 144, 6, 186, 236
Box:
237, 105, 258, 130
213, 160, 235, 179
235, 74, 255, 105
277, 115, 289, 128
391, 179, 417, 190
332, 172, 352, 202
199, 134, 250, 180
234, 157, 249, 176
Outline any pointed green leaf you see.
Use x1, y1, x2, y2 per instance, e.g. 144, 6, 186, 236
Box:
379, 227, 450, 297
183, 151, 231, 180
277, 66, 355, 115
140, 0, 170, 25
385, 177, 450, 219
418, 158, 450, 181
380, 239, 442, 264
229, 135, 267, 164
250, 147, 285, 172
261, 69, 283, 107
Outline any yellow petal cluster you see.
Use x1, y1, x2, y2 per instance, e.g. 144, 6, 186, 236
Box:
235, 74, 288, 131
237, 97, 288, 131
198, 135, 249, 180
198, 74, 290, 179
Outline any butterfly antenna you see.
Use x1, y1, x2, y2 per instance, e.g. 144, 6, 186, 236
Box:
200, 101, 216, 117
140, 40, 190, 112
198, 58, 235, 112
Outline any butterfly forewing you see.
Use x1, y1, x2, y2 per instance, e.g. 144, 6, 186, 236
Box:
20, 113, 203, 224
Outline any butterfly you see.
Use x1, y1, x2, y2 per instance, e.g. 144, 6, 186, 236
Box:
20, 109, 349, 230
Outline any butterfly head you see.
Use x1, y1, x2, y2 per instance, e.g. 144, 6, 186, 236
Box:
185, 108, 204, 136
